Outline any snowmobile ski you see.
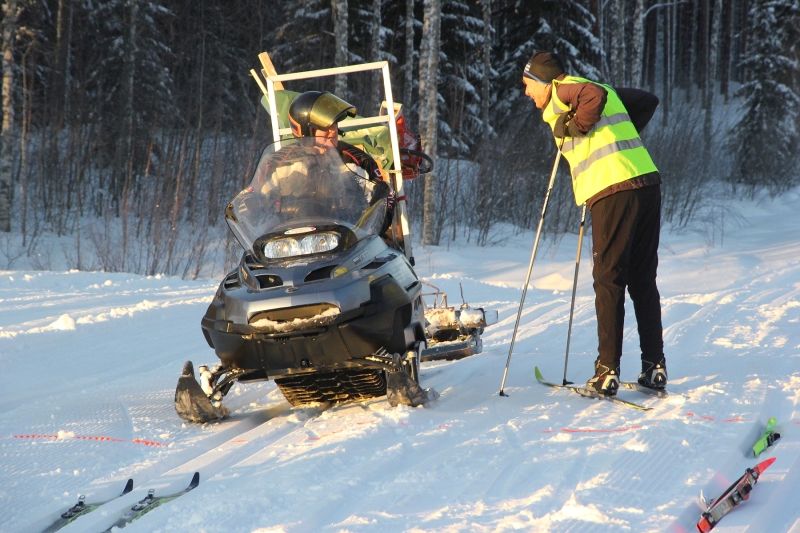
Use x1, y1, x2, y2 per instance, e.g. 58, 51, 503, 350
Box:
534, 367, 652, 411
752, 417, 780, 457
175, 361, 230, 423
102, 473, 199, 532
41, 479, 133, 533
696, 457, 775, 532
619, 381, 670, 397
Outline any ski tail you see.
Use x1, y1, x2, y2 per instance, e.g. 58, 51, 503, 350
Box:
534, 366, 548, 384
121, 478, 134, 496
753, 456, 776, 475
753, 418, 780, 457
696, 457, 775, 532
187, 472, 200, 490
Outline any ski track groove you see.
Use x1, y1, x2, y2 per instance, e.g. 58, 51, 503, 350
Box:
27, 401, 316, 533
4, 373, 285, 532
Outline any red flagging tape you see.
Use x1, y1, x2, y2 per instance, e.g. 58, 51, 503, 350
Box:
685, 413, 744, 423
9, 434, 166, 446
541, 424, 645, 434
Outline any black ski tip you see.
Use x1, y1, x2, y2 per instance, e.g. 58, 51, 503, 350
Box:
188, 472, 200, 489
121, 478, 134, 495
181, 361, 195, 377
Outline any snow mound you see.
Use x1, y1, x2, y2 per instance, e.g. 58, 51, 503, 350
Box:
49, 314, 76, 331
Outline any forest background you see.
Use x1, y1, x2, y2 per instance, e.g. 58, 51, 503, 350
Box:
0, 0, 798, 278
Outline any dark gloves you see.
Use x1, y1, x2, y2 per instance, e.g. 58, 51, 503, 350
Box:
553, 110, 575, 138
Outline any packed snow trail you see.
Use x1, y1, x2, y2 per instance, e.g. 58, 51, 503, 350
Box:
2, 189, 800, 532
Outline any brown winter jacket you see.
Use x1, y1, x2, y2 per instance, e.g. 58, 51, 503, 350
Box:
554, 75, 662, 209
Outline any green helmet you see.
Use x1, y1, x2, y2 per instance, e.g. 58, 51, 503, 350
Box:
288, 91, 357, 138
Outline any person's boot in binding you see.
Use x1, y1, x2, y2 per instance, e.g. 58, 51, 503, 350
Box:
586, 360, 620, 396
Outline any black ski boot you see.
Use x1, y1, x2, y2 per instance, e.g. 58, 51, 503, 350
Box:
638, 358, 667, 389
586, 361, 620, 396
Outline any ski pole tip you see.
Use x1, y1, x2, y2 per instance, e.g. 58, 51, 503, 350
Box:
499, 390, 508, 397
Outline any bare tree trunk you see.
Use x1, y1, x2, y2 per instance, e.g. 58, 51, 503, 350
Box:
116, 0, 137, 215
703, 0, 722, 154
480, 0, 491, 144
368, 0, 382, 114
419, 0, 440, 246
609, 0, 625, 85
403, 0, 414, 115
53, 0, 69, 127
20, 39, 34, 245
720, 0, 733, 102
661, 3, 672, 127
188, 11, 205, 224
631, 0, 645, 87
477, 0, 492, 244
63, 0, 73, 120
332, 0, 348, 97
0, 0, 20, 233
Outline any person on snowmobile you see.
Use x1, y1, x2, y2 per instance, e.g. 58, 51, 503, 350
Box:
288, 91, 383, 177
286, 91, 395, 239
522, 51, 667, 395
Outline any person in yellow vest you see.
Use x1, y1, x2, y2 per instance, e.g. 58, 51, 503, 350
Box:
522, 51, 667, 395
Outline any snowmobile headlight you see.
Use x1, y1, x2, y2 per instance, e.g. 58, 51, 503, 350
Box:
264, 233, 339, 259
300, 233, 339, 254
264, 238, 302, 258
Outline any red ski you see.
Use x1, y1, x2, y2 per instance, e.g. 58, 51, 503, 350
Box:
696, 457, 776, 532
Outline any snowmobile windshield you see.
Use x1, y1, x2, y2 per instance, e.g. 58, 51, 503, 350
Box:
225, 137, 390, 264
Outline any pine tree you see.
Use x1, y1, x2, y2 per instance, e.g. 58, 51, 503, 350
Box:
539, 0, 602, 80
271, 0, 334, 78
728, 0, 800, 193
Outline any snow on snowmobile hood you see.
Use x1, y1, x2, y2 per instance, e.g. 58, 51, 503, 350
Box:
225, 137, 390, 265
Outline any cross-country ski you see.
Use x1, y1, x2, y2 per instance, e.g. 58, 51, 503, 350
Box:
697, 458, 776, 532
40, 479, 133, 533
102, 473, 199, 532
619, 381, 670, 397
753, 418, 781, 457
534, 367, 652, 411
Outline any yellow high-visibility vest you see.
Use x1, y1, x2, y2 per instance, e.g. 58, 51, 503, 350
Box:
542, 76, 658, 205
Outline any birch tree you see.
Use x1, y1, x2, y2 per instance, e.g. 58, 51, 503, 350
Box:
609, 0, 625, 84
403, 0, 414, 113
1, 0, 20, 232
631, 0, 645, 87
480, 0, 492, 144
369, 0, 382, 113
333, 0, 348, 97
116, 0, 137, 212
418, 0, 440, 246
704, 0, 722, 153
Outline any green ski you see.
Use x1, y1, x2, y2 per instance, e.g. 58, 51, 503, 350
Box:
103, 472, 199, 532
534, 367, 652, 411
753, 418, 780, 457
41, 479, 133, 533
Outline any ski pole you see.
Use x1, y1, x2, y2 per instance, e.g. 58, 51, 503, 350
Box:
562, 202, 587, 386
499, 137, 565, 396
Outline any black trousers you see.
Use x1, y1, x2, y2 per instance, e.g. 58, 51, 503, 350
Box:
590, 185, 664, 370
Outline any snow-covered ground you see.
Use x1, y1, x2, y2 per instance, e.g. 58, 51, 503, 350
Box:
2, 188, 800, 533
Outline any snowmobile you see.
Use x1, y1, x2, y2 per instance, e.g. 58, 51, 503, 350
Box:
175, 55, 495, 423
